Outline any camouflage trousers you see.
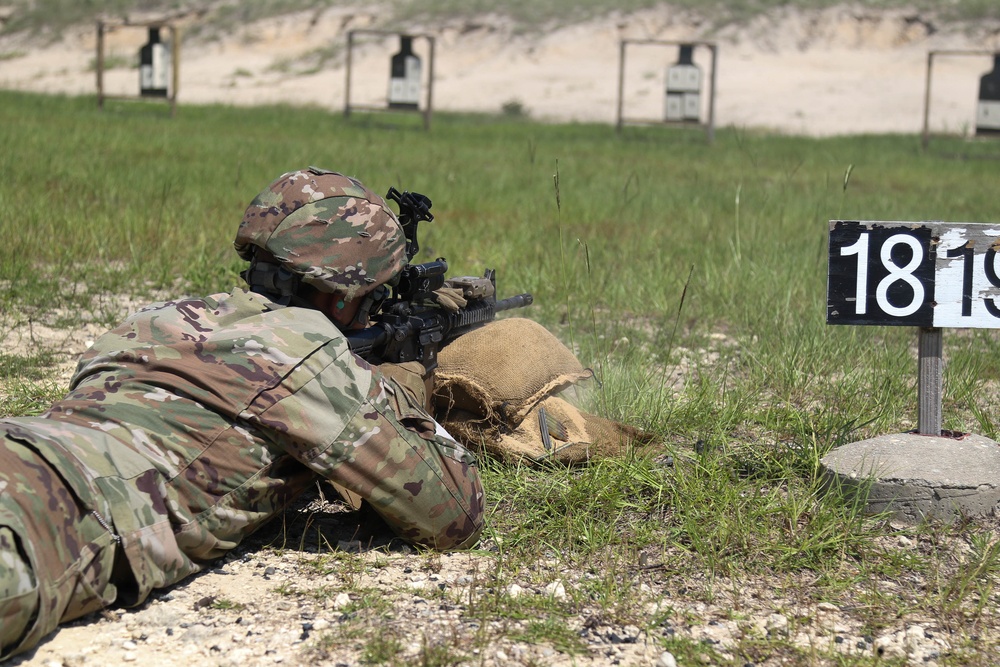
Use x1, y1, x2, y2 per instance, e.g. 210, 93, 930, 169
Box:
0, 437, 121, 659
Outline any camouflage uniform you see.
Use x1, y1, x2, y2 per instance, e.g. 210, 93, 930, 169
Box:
0, 169, 484, 658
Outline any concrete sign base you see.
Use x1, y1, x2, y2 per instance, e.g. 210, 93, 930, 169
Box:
820, 432, 1000, 523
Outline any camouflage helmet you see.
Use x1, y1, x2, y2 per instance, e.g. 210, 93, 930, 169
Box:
234, 167, 407, 301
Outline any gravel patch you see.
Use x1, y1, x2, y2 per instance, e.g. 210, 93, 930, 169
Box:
8, 492, 996, 667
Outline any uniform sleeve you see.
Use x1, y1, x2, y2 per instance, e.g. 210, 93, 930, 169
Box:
245, 340, 483, 550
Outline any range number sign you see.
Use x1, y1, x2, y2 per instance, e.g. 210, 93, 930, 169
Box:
828, 220, 1000, 328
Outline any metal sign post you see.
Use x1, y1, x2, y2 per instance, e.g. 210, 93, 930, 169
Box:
917, 327, 942, 435
823, 219, 1000, 522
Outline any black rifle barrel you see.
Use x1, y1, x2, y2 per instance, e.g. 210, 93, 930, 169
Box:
496, 293, 533, 311
448, 293, 531, 330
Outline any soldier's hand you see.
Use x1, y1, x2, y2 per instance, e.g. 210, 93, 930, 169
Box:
432, 286, 467, 312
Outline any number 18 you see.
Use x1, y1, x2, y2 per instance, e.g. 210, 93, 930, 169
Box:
840, 232, 925, 317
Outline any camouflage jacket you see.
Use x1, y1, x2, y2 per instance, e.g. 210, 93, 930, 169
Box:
0, 288, 483, 606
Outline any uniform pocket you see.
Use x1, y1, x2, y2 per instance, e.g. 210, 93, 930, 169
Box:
384, 378, 438, 440
0, 524, 39, 659
384, 381, 477, 467
0, 420, 100, 512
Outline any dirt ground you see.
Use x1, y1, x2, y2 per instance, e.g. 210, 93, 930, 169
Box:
5, 486, 968, 667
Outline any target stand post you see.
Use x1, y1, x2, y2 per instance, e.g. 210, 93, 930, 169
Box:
615, 39, 717, 144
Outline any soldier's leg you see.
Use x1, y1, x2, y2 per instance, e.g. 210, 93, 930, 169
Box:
0, 525, 38, 657
0, 438, 119, 659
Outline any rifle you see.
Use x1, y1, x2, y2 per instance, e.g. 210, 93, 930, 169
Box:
345, 187, 533, 371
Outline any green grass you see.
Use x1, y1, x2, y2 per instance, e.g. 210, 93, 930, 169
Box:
4, 89, 1000, 455
4, 90, 1000, 663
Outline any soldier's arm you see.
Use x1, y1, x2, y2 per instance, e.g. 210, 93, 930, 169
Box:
247, 340, 483, 550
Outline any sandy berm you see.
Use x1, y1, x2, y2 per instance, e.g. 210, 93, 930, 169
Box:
1, 4, 999, 136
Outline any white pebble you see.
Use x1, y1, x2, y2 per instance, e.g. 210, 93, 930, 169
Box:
766, 613, 789, 635
904, 624, 926, 650
658, 651, 678, 667
544, 581, 566, 600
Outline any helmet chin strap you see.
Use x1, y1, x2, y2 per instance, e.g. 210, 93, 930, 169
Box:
242, 251, 392, 327
241, 255, 301, 306
345, 284, 389, 328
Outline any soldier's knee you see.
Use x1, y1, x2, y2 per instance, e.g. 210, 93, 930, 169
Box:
0, 526, 40, 659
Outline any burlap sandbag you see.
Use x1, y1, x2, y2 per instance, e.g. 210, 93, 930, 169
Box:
442, 395, 654, 465
434, 318, 655, 465
433, 318, 592, 425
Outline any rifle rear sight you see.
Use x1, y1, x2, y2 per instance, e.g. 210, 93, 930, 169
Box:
392, 258, 448, 303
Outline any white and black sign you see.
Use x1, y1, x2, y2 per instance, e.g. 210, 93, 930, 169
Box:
828, 220, 1000, 328
976, 54, 1000, 136
664, 44, 701, 123
139, 27, 169, 98
388, 35, 421, 109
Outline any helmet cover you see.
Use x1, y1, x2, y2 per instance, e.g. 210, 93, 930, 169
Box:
234, 167, 407, 300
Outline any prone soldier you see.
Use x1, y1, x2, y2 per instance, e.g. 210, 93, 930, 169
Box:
0, 167, 485, 658
0, 166, 650, 659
